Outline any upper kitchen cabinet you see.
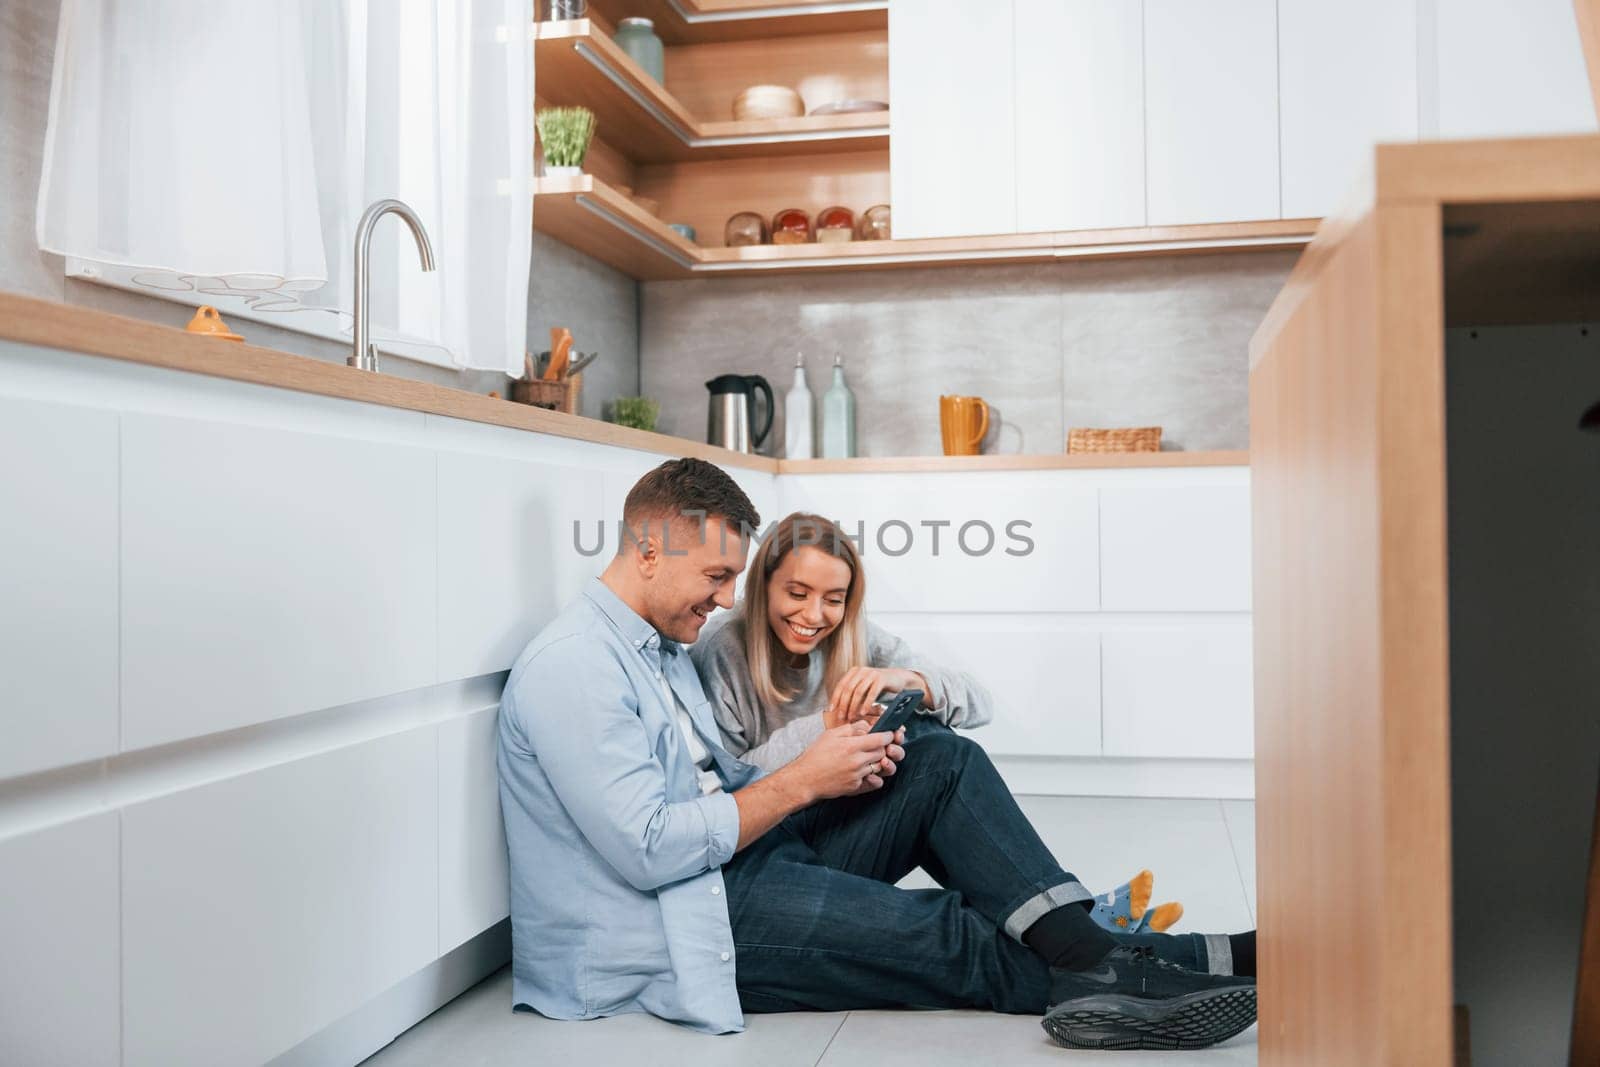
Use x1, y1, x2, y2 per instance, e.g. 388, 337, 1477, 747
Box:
1144, 0, 1279, 226
1279, 0, 1419, 220
1432, 0, 1597, 139
889, 0, 1018, 239
1015, 0, 1145, 233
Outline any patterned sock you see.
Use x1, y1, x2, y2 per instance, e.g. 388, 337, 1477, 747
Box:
1088, 869, 1153, 932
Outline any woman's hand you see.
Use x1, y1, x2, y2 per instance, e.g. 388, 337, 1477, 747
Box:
823, 666, 929, 728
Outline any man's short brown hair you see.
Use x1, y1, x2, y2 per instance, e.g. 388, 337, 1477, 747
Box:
622, 457, 760, 546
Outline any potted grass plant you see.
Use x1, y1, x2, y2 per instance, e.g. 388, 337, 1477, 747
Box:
609, 396, 659, 432
537, 106, 596, 177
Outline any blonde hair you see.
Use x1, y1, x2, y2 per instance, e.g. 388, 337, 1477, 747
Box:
741, 512, 868, 709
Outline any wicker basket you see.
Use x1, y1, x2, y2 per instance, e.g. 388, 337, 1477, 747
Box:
511, 374, 582, 414
1067, 426, 1162, 454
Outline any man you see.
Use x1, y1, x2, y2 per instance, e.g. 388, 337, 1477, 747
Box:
497, 458, 1256, 1051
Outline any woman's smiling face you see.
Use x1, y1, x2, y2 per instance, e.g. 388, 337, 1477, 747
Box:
765, 545, 852, 658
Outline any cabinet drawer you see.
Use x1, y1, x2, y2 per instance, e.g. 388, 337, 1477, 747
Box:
1099, 485, 1251, 612
1102, 628, 1253, 759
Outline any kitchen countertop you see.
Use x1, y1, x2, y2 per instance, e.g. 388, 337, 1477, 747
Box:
0, 290, 1248, 473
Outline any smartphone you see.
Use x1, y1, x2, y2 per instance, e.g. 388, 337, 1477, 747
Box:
869, 689, 923, 734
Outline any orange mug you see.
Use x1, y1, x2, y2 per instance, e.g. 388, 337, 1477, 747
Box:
939, 395, 989, 456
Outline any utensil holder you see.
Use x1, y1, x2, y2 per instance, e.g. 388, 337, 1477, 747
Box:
512, 374, 582, 415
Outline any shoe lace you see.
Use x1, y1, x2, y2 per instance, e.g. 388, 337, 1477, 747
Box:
1128, 945, 1187, 973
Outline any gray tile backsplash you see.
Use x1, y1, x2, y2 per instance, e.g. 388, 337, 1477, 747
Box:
642, 251, 1297, 458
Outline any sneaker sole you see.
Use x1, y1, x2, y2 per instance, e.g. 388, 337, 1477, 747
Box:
1041, 986, 1257, 1051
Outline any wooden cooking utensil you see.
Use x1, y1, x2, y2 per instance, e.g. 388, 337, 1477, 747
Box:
544, 328, 572, 380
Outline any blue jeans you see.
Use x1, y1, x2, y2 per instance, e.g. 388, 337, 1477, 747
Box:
724, 719, 1089, 1014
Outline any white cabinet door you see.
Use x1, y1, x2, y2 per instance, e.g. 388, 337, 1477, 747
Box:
0, 396, 119, 780
1015, 0, 1145, 232
890, 0, 1017, 238
438, 706, 510, 953
1099, 484, 1252, 612
1435, 0, 1597, 139
0, 814, 120, 1066
1144, 0, 1279, 225
120, 413, 437, 751
1102, 628, 1254, 758
122, 728, 438, 1067
888, 625, 1102, 757
1280, 0, 1418, 219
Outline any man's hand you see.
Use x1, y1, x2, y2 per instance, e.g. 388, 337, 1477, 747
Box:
792, 720, 907, 799
824, 666, 930, 727
732, 721, 908, 851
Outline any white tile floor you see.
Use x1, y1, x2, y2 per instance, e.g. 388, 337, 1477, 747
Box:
362, 796, 1258, 1066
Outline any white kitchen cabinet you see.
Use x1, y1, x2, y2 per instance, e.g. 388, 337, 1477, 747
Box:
120, 412, 437, 751
0, 396, 119, 780
436, 449, 605, 679
1434, 0, 1597, 139
1099, 484, 1252, 612
888, 625, 1102, 757
1279, 0, 1419, 219
1144, 0, 1279, 226
1015, 0, 1145, 232
890, 0, 1017, 239
122, 727, 439, 1067
1102, 627, 1254, 758
778, 474, 1100, 613
0, 813, 120, 1067
438, 706, 510, 953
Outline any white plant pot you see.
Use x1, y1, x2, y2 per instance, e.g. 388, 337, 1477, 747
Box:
544, 165, 583, 178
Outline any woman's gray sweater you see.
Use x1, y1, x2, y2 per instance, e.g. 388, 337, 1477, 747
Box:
688, 608, 993, 771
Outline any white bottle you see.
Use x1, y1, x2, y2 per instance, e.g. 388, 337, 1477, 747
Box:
784, 352, 814, 459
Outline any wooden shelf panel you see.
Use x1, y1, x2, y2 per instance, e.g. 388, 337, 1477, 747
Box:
535, 22, 888, 162
580, 0, 886, 44
534, 175, 1319, 280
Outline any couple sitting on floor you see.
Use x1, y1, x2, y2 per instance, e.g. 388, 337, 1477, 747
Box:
497, 457, 1257, 1052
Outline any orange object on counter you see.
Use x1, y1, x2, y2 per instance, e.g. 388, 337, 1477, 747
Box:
939, 395, 990, 456
184, 305, 244, 342
545, 327, 573, 380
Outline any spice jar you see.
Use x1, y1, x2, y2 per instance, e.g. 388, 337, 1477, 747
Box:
724, 211, 767, 247
614, 18, 664, 83
816, 206, 855, 244
857, 204, 891, 241
771, 208, 812, 245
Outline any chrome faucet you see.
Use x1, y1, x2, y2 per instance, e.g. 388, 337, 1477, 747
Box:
350, 198, 436, 372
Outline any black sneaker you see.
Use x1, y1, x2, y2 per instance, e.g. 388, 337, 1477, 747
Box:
1041, 945, 1257, 1051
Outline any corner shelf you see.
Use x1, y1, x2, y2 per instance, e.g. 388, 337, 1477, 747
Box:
535, 21, 888, 162
532, 174, 1320, 281
580, 0, 887, 45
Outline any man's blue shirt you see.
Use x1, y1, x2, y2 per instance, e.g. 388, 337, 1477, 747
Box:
496, 577, 763, 1033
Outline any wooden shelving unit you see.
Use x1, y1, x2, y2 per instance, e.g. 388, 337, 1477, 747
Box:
532, 5, 1317, 279
581, 0, 886, 44
532, 174, 1319, 280
535, 21, 887, 162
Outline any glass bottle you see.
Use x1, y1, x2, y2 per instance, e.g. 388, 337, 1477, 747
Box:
614, 18, 664, 83
821, 354, 856, 459
784, 352, 814, 460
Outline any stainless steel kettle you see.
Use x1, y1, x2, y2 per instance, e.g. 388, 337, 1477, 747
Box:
706, 374, 774, 453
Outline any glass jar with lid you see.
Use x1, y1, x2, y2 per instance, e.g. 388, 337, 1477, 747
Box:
857, 204, 891, 241
771, 208, 812, 245
724, 211, 767, 247
816, 206, 855, 244
614, 18, 664, 83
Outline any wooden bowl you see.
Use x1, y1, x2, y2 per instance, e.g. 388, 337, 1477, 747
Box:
733, 85, 804, 121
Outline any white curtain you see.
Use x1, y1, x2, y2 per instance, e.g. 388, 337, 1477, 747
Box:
37, 0, 533, 375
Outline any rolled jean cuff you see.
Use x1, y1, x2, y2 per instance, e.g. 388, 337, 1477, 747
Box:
1202, 934, 1234, 976
1001, 879, 1093, 941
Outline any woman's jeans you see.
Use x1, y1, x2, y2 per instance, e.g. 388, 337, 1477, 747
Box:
722, 719, 1089, 1014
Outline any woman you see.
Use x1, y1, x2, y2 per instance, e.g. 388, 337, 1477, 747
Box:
690, 511, 990, 771
690, 512, 1187, 939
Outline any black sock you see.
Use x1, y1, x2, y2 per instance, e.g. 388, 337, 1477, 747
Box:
1228, 931, 1256, 977
1022, 901, 1117, 971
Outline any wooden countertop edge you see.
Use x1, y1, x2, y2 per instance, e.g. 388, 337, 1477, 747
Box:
779, 452, 1249, 473
0, 290, 777, 472
0, 290, 1248, 474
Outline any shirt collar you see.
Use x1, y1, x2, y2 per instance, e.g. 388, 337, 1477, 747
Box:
584, 576, 681, 656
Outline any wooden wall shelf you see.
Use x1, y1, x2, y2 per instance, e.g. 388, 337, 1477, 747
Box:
536, 21, 888, 162
532, 174, 1319, 280
580, 0, 886, 44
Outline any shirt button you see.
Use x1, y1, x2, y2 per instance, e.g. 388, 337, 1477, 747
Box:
711, 885, 721, 896
720, 951, 731, 962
